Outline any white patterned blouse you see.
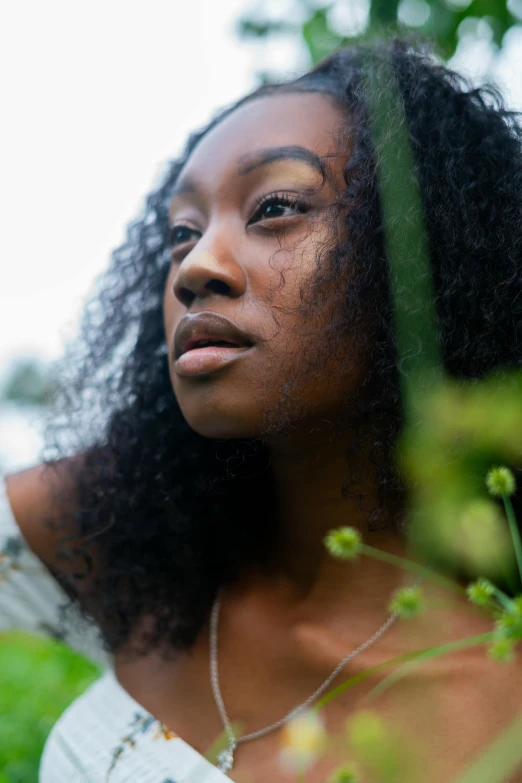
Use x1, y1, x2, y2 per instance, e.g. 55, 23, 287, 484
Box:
0, 472, 231, 783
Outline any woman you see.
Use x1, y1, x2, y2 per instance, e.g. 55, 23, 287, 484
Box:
2, 36, 522, 782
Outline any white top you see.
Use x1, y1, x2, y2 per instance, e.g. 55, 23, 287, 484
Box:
0, 471, 231, 782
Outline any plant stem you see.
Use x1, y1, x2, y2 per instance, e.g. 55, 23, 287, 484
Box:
314, 631, 493, 711
492, 585, 516, 613
361, 632, 494, 705
503, 494, 522, 588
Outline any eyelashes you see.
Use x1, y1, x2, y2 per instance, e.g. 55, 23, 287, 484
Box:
168, 191, 311, 252
169, 224, 200, 247
249, 192, 310, 224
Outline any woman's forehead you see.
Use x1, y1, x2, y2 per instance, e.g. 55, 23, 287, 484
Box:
178, 91, 346, 183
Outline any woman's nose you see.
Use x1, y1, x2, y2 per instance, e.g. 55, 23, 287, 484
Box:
173, 248, 246, 308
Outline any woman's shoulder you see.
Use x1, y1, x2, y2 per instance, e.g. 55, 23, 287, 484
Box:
40, 667, 232, 783
0, 467, 113, 669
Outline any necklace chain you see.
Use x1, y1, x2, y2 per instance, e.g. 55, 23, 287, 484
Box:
209, 572, 425, 772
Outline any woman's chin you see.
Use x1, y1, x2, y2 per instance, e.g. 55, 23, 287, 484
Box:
182, 412, 261, 440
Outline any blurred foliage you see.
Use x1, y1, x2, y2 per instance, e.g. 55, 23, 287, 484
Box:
400, 371, 522, 587
238, 0, 522, 73
0, 632, 101, 783
0, 358, 56, 408
314, 55, 522, 777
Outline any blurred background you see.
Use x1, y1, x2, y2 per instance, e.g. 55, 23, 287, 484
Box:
0, 0, 521, 779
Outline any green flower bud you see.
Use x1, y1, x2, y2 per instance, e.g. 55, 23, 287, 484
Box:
324, 527, 362, 560
493, 596, 522, 637
329, 763, 360, 783
494, 612, 522, 635
466, 577, 495, 606
486, 466, 516, 498
388, 586, 424, 618
488, 636, 516, 663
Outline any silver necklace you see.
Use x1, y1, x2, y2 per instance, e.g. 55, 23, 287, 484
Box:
209, 572, 425, 774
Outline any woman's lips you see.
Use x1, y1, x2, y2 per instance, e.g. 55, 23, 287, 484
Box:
174, 345, 252, 377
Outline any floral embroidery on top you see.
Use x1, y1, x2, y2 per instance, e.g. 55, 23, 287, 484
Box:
106, 710, 178, 781
36, 620, 67, 642
0, 533, 69, 641
0, 535, 25, 584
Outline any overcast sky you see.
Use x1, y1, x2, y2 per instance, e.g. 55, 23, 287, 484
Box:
1, 1, 521, 402
0, 0, 280, 374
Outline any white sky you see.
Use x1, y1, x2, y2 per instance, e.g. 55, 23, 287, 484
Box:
0, 0, 278, 374
0, 1, 521, 470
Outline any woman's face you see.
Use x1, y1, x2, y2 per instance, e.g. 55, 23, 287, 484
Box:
163, 91, 366, 440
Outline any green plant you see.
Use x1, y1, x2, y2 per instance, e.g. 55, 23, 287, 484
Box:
0, 632, 101, 783
238, 0, 520, 73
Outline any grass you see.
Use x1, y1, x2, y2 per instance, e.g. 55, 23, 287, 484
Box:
0, 631, 102, 783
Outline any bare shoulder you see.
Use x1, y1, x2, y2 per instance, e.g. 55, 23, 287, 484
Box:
4, 456, 84, 573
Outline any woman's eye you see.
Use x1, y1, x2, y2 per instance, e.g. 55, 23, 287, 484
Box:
248, 193, 310, 226
169, 224, 201, 248
169, 195, 309, 255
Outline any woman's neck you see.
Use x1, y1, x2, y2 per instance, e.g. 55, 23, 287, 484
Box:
259, 423, 414, 618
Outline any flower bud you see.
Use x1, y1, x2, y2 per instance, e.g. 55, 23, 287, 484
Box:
488, 636, 516, 663
466, 577, 495, 606
486, 466, 516, 498
324, 527, 362, 560
388, 586, 424, 618
494, 612, 522, 635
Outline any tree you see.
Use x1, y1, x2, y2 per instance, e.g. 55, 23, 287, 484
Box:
237, 0, 520, 71
0, 357, 57, 407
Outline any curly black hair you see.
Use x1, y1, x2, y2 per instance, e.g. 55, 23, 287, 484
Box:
38, 36, 522, 663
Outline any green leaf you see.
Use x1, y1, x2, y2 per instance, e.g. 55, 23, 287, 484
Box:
302, 8, 345, 64
370, 0, 400, 27
0, 631, 101, 782
362, 56, 444, 416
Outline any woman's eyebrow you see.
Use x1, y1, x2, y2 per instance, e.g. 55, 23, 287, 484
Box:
236, 145, 326, 177
170, 145, 329, 200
